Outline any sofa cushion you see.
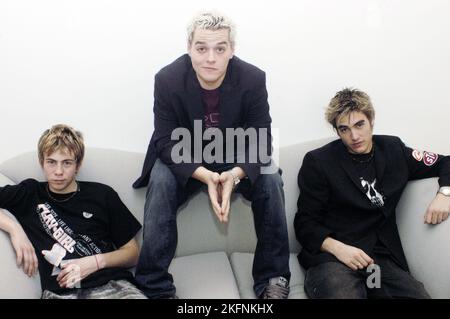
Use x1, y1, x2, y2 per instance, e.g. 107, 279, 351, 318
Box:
0, 172, 15, 188
169, 252, 240, 299
230, 252, 307, 299
397, 177, 450, 298
0, 172, 42, 298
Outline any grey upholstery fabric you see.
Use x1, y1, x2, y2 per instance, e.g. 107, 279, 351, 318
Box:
0, 172, 42, 299
170, 252, 240, 299
396, 177, 450, 298
1, 139, 449, 298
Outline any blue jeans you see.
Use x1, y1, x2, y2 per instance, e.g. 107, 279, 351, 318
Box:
304, 254, 430, 299
135, 159, 291, 298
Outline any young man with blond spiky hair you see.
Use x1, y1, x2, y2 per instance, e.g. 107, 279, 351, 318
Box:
134, 11, 291, 299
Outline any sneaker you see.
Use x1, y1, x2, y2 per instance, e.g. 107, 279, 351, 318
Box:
261, 277, 289, 299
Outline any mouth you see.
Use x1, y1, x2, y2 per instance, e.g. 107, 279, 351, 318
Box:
352, 142, 363, 149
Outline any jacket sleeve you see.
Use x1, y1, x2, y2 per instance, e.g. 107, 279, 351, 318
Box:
294, 152, 334, 254
235, 72, 272, 184
152, 73, 201, 186
399, 138, 450, 186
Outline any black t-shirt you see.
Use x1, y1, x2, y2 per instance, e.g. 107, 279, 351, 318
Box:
0, 179, 141, 293
202, 88, 220, 128
349, 148, 391, 256
351, 149, 384, 208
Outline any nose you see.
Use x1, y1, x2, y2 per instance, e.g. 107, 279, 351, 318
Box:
55, 163, 63, 175
350, 129, 359, 141
206, 49, 216, 63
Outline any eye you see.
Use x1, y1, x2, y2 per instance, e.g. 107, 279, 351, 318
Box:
216, 47, 226, 53
339, 128, 348, 133
63, 161, 75, 168
196, 47, 206, 53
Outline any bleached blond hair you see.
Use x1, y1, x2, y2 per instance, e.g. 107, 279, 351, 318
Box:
187, 11, 236, 48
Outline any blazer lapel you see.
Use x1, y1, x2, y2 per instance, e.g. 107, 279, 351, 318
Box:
373, 139, 386, 184
218, 58, 241, 130
185, 67, 205, 128
218, 83, 241, 130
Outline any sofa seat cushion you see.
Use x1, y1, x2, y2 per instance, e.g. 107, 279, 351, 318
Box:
230, 252, 307, 299
169, 251, 240, 299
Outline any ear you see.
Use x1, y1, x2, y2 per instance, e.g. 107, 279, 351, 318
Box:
76, 161, 82, 173
187, 42, 192, 56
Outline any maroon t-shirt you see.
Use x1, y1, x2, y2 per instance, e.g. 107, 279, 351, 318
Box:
202, 88, 220, 128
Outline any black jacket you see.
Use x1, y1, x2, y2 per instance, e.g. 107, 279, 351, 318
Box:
294, 135, 450, 271
133, 54, 272, 188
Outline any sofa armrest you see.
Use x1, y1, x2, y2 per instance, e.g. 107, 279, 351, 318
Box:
0, 172, 42, 298
397, 177, 450, 298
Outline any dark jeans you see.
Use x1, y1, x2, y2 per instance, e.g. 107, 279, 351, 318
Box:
304, 254, 430, 299
135, 159, 291, 298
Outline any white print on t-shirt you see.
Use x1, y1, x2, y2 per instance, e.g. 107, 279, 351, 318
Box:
42, 243, 66, 267
82, 211, 93, 219
360, 178, 385, 207
37, 203, 101, 256
38, 204, 76, 253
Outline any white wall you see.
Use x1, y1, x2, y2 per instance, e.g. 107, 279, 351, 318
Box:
1, 0, 449, 164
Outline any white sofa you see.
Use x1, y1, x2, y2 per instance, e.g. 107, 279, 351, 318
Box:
1, 138, 449, 299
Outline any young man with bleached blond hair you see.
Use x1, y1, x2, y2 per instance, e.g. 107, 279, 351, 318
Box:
134, 11, 291, 299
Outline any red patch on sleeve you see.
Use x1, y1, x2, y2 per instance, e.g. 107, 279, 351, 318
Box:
423, 151, 438, 166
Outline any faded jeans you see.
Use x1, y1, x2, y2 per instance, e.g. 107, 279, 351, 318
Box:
135, 159, 291, 298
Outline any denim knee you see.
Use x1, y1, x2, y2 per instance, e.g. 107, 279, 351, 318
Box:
143, 159, 179, 228
147, 159, 178, 196
305, 262, 367, 299
253, 172, 284, 194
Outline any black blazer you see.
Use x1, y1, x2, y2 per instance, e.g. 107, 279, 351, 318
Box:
133, 54, 272, 188
294, 135, 450, 271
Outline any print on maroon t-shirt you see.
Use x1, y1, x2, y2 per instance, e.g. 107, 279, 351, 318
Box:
202, 88, 220, 128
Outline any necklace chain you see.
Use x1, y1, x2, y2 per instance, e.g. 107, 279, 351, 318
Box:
46, 182, 80, 203
351, 147, 375, 164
